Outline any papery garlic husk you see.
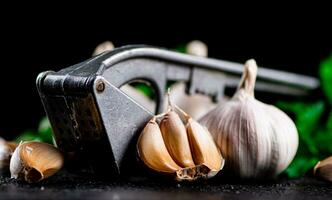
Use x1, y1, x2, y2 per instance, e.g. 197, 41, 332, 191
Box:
199, 59, 299, 178
10, 141, 64, 183
314, 156, 332, 182
137, 98, 224, 181
0, 138, 17, 170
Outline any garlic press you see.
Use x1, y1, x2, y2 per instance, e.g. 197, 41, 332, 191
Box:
36, 45, 319, 177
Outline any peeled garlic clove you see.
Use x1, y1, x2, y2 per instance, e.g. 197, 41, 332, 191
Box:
160, 111, 195, 168
0, 138, 17, 170
186, 118, 224, 177
200, 59, 298, 178
10, 141, 64, 183
314, 156, 332, 182
137, 117, 181, 173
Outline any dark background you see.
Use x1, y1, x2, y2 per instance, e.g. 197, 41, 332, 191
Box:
0, 9, 331, 139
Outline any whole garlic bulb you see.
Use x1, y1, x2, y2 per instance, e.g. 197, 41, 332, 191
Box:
199, 59, 299, 178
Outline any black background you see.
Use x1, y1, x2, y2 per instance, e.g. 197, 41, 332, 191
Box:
0, 7, 331, 139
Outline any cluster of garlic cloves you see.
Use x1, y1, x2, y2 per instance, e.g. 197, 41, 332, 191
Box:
137, 94, 224, 181
10, 141, 64, 183
200, 59, 299, 178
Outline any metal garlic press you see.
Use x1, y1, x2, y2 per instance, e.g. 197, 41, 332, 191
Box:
36, 45, 319, 177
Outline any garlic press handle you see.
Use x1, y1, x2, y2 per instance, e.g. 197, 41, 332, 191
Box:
99, 46, 319, 114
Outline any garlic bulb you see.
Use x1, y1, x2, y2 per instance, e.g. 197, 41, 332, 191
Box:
314, 156, 332, 182
137, 96, 224, 181
0, 138, 17, 170
199, 59, 299, 178
10, 141, 64, 183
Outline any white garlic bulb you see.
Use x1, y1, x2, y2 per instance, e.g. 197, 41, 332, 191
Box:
199, 59, 299, 178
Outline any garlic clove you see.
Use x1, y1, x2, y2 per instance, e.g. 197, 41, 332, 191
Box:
137, 117, 181, 173
186, 118, 224, 177
10, 141, 64, 183
137, 91, 224, 181
314, 156, 332, 182
0, 138, 17, 170
160, 111, 195, 168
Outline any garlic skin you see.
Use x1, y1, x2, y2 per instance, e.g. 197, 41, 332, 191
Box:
199, 59, 298, 178
314, 156, 332, 182
0, 138, 17, 170
137, 99, 224, 181
10, 141, 64, 183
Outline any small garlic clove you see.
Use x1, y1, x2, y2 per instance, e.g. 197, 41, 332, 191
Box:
186, 118, 224, 177
160, 111, 195, 168
314, 156, 332, 182
10, 141, 64, 183
0, 138, 17, 170
137, 117, 181, 173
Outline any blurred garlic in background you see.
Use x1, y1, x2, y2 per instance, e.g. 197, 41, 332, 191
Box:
0, 137, 17, 170
93, 41, 115, 56
186, 40, 208, 57
166, 83, 216, 120
93, 41, 156, 113
164, 40, 217, 119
